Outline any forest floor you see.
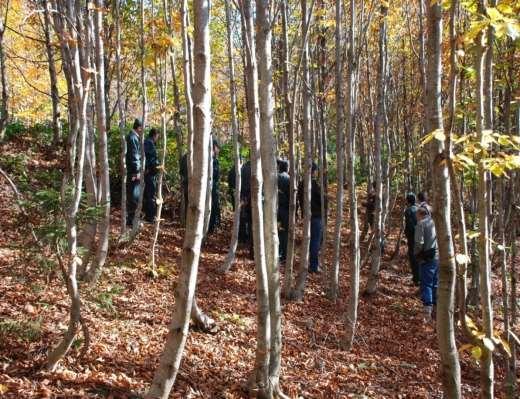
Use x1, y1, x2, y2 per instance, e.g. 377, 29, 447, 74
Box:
0, 135, 517, 398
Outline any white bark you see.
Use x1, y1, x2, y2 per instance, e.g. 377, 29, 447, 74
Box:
146, 0, 211, 396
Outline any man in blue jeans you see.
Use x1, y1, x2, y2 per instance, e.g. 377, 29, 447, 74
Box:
414, 207, 439, 321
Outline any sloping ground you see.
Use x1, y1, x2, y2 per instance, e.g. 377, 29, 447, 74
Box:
0, 138, 517, 398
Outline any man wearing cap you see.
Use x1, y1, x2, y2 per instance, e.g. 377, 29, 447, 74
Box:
404, 192, 419, 286
126, 118, 143, 226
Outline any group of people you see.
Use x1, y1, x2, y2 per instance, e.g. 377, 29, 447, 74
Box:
125, 119, 326, 273
404, 192, 438, 321
228, 159, 326, 273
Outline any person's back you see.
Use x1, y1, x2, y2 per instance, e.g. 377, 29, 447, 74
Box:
404, 192, 419, 285
414, 214, 438, 260
126, 129, 141, 177
417, 192, 433, 216
144, 137, 158, 174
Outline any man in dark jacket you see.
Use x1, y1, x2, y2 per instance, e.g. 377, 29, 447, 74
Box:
299, 162, 326, 273
277, 159, 290, 263
208, 139, 221, 233
404, 192, 419, 285
126, 118, 143, 226
361, 181, 376, 240
143, 128, 159, 223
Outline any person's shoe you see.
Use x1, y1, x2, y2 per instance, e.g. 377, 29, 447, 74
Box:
422, 305, 433, 322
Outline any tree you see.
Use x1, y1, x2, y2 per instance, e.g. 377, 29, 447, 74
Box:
425, 0, 461, 397
0, 0, 9, 141
145, 0, 211, 396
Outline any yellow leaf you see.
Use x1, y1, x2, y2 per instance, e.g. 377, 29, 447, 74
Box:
0, 384, 8, 394
471, 346, 482, 360
434, 129, 446, 142
486, 7, 503, 22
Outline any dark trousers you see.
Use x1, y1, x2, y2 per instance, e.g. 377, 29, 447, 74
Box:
239, 204, 252, 244
420, 260, 439, 306
309, 216, 323, 272
278, 208, 289, 263
126, 178, 140, 226
144, 173, 157, 222
208, 190, 220, 233
407, 238, 420, 285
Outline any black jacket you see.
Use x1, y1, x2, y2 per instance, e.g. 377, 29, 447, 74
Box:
144, 137, 158, 175
126, 130, 141, 176
298, 178, 325, 218
278, 172, 290, 211
404, 204, 418, 241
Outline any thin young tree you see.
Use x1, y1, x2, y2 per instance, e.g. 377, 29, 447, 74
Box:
365, 3, 387, 295
240, 0, 270, 393
47, 0, 92, 370
329, 0, 345, 302
146, 0, 211, 396
221, 0, 242, 273
0, 0, 9, 141
425, 0, 461, 397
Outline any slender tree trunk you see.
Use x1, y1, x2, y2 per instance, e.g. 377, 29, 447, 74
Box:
256, 0, 284, 394
475, 2, 494, 395
84, 0, 110, 282
344, 0, 360, 350
365, 4, 387, 295
0, 0, 9, 142
146, 0, 211, 396
181, 0, 194, 178
221, 0, 242, 273
43, 1, 62, 146
240, 0, 270, 394
292, 0, 312, 300
425, 1, 461, 397
329, 0, 345, 302
47, 0, 92, 370
115, 0, 127, 237
281, 1, 296, 297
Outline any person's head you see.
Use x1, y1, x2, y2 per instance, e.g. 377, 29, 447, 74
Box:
311, 161, 318, 177
133, 118, 143, 134
418, 192, 428, 203
416, 206, 428, 221
212, 138, 220, 157
278, 159, 289, 174
406, 192, 416, 206
148, 128, 159, 142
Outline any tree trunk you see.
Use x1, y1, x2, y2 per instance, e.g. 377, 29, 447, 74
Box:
329, 0, 345, 302
240, 0, 270, 394
365, 4, 387, 295
115, 0, 127, 237
425, 1, 461, 397
344, 0, 360, 350
292, 0, 312, 300
47, 0, 92, 370
475, 1, 494, 396
43, 1, 62, 146
221, 0, 242, 273
84, 0, 110, 282
146, 0, 211, 396
256, 0, 283, 394
0, 1, 9, 142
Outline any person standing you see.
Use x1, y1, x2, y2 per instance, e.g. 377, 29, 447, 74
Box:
277, 159, 290, 264
208, 139, 221, 233
240, 159, 252, 247
361, 182, 376, 241
418, 191, 433, 216
143, 128, 159, 223
299, 162, 326, 273
414, 206, 439, 321
404, 192, 419, 286
126, 118, 143, 226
